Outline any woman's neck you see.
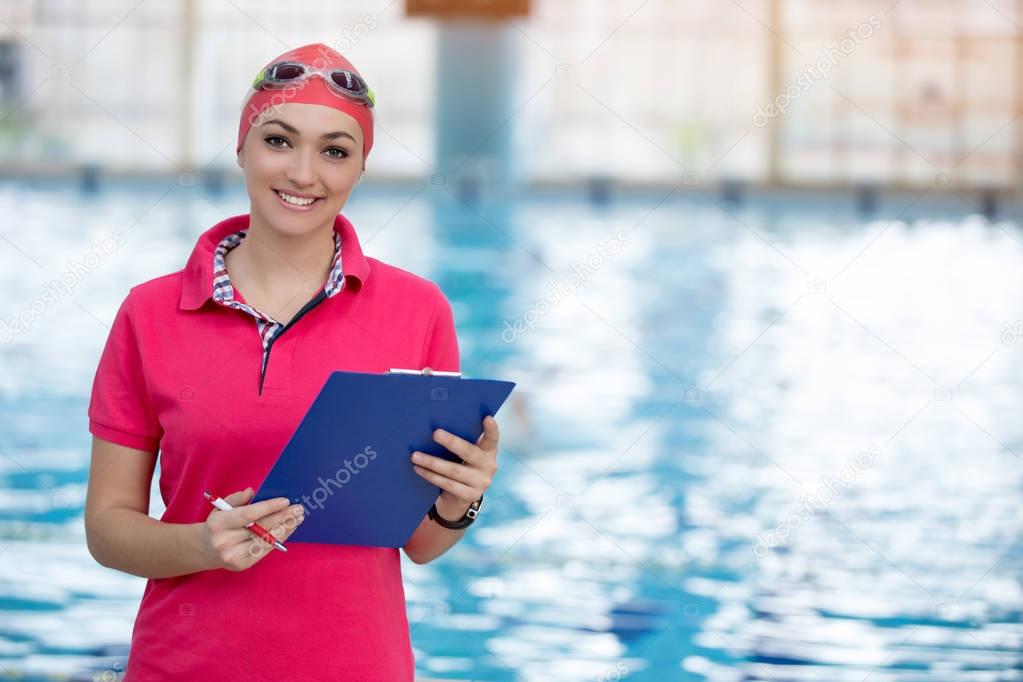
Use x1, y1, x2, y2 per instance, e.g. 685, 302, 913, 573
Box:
226, 214, 337, 296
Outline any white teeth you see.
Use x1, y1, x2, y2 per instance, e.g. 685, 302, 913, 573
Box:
277, 191, 316, 206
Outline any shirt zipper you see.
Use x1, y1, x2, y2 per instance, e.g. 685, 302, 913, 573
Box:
258, 288, 330, 396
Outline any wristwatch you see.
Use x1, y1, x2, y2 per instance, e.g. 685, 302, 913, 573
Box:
428, 495, 484, 529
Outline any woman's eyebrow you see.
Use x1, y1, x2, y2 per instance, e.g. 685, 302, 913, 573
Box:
320, 130, 357, 143
263, 118, 356, 143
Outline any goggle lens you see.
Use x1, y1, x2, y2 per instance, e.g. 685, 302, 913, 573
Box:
267, 63, 305, 81
330, 70, 366, 95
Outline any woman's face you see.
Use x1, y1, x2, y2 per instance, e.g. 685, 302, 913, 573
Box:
237, 102, 364, 237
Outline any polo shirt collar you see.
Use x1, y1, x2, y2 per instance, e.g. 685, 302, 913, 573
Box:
179, 213, 369, 311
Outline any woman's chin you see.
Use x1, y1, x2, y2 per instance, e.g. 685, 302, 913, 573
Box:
251, 205, 326, 234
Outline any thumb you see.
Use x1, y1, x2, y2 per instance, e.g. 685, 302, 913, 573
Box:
222, 487, 254, 506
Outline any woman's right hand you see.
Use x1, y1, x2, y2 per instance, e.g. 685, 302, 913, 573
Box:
198, 487, 305, 571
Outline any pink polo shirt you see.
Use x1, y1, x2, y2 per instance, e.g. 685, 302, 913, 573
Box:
88, 213, 460, 681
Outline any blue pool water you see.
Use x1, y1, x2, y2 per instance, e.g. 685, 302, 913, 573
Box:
0, 180, 1021, 681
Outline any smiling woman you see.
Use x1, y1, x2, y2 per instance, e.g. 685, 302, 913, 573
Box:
82, 42, 500, 682
228, 101, 367, 325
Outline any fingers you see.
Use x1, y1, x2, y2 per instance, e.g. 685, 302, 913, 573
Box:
233, 497, 292, 526
432, 417, 501, 465
221, 487, 254, 506
477, 416, 500, 451
208, 491, 291, 530
411, 452, 489, 489
218, 528, 254, 550
412, 464, 480, 500
212, 504, 306, 570
257, 504, 306, 540
236, 505, 305, 563
432, 428, 477, 463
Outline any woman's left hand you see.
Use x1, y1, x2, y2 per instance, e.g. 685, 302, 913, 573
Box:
411, 415, 500, 520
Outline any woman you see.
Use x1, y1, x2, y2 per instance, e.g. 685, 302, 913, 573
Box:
83, 43, 500, 681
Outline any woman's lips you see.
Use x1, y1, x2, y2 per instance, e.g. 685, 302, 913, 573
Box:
273, 189, 322, 212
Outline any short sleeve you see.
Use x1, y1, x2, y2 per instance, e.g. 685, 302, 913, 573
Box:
420, 288, 461, 373
88, 292, 163, 452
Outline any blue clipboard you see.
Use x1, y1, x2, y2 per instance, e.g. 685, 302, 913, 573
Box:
251, 369, 516, 548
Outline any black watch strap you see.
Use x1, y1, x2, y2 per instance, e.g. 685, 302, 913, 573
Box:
428, 495, 484, 529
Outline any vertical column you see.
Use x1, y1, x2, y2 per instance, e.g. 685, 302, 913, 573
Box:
1015, 0, 1023, 190
179, 0, 195, 171
435, 21, 517, 200
765, 0, 783, 185
954, 0, 967, 176
405, 1, 528, 199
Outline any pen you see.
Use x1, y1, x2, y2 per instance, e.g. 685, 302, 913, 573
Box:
202, 490, 288, 553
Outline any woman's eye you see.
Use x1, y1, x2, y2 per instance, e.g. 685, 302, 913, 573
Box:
264, 136, 346, 159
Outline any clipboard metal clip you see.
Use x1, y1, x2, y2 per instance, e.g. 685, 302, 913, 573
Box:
388, 367, 462, 377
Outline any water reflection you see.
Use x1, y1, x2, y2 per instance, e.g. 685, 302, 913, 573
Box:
0, 183, 1020, 681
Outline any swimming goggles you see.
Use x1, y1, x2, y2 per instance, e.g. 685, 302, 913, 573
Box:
251, 61, 375, 108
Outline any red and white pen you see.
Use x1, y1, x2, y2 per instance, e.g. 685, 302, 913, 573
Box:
203, 490, 288, 553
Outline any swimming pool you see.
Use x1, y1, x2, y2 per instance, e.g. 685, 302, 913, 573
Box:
0, 179, 1020, 681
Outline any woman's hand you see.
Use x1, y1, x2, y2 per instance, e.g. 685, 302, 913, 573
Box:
197, 487, 305, 571
411, 415, 500, 520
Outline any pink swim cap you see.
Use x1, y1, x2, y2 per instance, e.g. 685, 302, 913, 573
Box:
237, 43, 375, 165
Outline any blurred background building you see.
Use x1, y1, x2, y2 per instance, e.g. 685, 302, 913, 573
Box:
0, 0, 1020, 203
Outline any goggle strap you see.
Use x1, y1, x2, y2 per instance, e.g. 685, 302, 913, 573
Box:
251, 67, 266, 90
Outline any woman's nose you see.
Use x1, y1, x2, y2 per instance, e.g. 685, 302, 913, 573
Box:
286, 149, 317, 186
